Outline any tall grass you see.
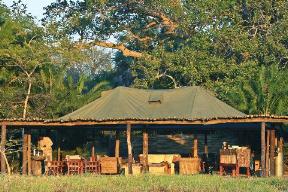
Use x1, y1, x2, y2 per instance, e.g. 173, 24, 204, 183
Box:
0, 174, 287, 192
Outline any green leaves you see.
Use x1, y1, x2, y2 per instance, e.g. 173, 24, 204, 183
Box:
224, 64, 288, 115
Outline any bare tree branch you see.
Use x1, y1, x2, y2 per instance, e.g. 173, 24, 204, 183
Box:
76, 41, 145, 58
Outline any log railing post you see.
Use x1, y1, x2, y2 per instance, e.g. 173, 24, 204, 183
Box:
1, 124, 7, 173
127, 124, 133, 174
261, 122, 266, 177
143, 128, 149, 173
115, 130, 120, 158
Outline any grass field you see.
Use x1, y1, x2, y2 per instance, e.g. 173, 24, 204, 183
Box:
0, 175, 287, 192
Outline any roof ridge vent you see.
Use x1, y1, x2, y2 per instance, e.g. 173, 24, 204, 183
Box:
148, 92, 163, 104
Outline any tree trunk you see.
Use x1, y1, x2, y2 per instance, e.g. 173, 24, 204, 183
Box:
23, 79, 32, 119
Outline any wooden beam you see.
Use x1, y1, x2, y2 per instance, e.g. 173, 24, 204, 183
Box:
265, 130, 270, 177
1, 124, 7, 173
143, 128, 149, 173
204, 133, 208, 157
2, 117, 288, 127
270, 130, 275, 176
126, 124, 133, 174
261, 122, 266, 177
22, 132, 28, 175
27, 130, 32, 176
115, 130, 120, 158
193, 134, 198, 158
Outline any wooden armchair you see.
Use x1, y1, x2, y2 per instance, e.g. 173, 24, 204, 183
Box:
46, 161, 64, 175
67, 160, 84, 175
85, 157, 100, 174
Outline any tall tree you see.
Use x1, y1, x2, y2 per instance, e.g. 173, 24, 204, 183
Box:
0, 1, 84, 118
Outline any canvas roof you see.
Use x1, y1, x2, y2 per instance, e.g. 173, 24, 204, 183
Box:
60, 86, 246, 121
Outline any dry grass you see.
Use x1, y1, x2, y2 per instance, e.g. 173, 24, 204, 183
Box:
0, 174, 287, 192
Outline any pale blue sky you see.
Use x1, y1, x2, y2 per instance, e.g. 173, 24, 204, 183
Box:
3, 0, 55, 20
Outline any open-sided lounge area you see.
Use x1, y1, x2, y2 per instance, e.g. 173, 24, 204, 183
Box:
0, 87, 288, 177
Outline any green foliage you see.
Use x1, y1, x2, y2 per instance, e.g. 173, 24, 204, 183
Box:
43, 0, 288, 115
222, 65, 288, 115
0, 1, 114, 118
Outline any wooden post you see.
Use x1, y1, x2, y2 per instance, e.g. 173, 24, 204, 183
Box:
27, 130, 32, 176
57, 130, 61, 161
115, 130, 120, 158
270, 130, 275, 176
92, 129, 96, 158
204, 133, 208, 157
127, 124, 133, 174
265, 130, 270, 177
261, 122, 266, 177
22, 131, 28, 175
143, 128, 149, 173
1, 124, 7, 173
275, 137, 284, 177
193, 134, 198, 158
91, 145, 95, 158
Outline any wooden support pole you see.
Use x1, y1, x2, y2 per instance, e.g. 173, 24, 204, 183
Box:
57, 130, 61, 161
127, 124, 133, 174
1, 124, 7, 173
92, 129, 96, 159
91, 145, 95, 158
27, 130, 32, 176
115, 130, 120, 158
22, 132, 28, 175
275, 137, 284, 177
265, 130, 270, 177
193, 134, 198, 158
143, 128, 149, 173
261, 122, 266, 177
204, 133, 208, 157
270, 130, 275, 176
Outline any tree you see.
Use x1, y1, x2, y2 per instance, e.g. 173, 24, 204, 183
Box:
223, 65, 288, 115
0, 1, 88, 118
43, 0, 182, 58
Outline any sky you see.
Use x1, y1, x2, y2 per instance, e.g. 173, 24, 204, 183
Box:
2, 0, 55, 20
